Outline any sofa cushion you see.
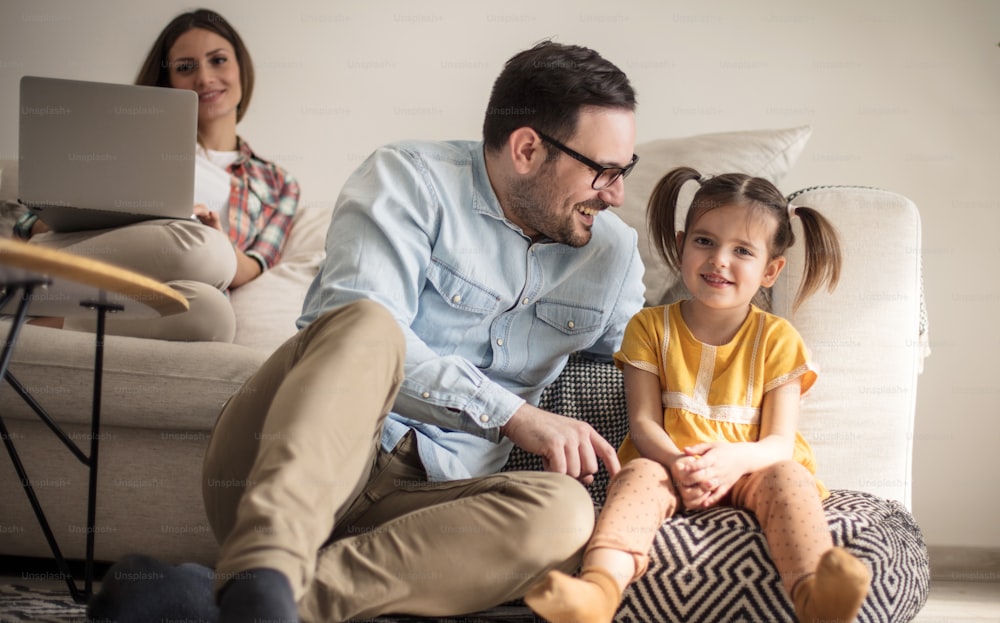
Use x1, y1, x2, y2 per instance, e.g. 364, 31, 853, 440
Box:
0, 321, 265, 431
618, 126, 812, 307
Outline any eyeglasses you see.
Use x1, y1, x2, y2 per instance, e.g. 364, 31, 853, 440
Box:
533, 129, 639, 190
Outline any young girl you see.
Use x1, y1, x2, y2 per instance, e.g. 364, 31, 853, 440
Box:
525, 167, 870, 623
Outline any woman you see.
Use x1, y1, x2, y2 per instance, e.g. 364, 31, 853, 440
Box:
14, 8, 300, 342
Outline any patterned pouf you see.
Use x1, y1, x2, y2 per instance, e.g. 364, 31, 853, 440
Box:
502, 354, 931, 623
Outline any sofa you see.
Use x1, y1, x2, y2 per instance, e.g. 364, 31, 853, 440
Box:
0, 125, 931, 621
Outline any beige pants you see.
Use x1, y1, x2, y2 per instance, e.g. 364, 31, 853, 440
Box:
589, 457, 832, 594
30, 219, 236, 341
202, 300, 595, 622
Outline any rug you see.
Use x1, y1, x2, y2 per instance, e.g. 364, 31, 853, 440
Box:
0, 581, 541, 623
0, 583, 87, 623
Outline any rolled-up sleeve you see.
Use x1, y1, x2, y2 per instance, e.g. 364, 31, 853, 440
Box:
243, 171, 299, 270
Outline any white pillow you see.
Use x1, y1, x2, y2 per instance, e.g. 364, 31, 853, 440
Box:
618, 126, 812, 306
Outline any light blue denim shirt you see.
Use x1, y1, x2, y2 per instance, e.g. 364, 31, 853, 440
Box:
299, 140, 645, 482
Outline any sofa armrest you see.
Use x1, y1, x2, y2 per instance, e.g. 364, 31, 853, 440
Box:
772, 186, 924, 508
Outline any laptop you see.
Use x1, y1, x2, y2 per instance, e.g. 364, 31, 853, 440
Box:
18, 75, 198, 232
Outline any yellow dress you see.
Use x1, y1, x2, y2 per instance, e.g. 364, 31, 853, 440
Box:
614, 302, 829, 499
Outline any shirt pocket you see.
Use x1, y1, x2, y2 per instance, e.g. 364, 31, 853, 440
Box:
534, 300, 605, 336
426, 258, 503, 314
420, 259, 503, 359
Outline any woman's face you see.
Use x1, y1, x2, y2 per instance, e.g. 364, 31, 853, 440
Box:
166, 28, 242, 128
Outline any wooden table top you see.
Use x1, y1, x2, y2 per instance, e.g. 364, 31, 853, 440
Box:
0, 238, 189, 318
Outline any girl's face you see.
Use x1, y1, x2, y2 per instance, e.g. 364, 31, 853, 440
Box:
677, 203, 786, 312
166, 28, 242, 129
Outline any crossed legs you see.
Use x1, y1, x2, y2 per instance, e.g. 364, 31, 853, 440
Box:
32, 220, 237, 341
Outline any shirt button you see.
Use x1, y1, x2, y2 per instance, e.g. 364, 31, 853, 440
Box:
452, 295, 462, 304
480, 415, 490, 423
522, 297, 529, 305
422, 391, 430, 398
567, 320, 575, 329
496, 338, 503, 346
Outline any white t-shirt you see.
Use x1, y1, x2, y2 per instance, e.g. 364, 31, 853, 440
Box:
193, 146, 238, 229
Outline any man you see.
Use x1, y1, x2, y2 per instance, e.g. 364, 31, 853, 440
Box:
89, 40, 644, 623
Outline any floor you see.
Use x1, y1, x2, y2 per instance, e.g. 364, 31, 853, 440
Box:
0, 561, 997, 622
912, 581, 1000, 622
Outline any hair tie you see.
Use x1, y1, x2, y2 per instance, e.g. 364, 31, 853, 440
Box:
787, 202, 798, 219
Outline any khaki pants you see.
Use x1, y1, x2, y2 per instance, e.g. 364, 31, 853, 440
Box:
31, 219, 236, 341
202, 300, 595, 621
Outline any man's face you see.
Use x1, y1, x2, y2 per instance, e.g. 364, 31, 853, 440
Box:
505, 107, 636, 248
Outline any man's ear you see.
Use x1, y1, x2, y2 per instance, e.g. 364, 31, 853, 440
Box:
507, 127, 545, 175
761, 255, 786, 288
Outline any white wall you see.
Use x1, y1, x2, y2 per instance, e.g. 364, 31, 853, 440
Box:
1, 0, 997, 549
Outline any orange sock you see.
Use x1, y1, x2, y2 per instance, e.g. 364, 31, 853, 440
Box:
792, 547, 871, 623
524, 567, 622, 623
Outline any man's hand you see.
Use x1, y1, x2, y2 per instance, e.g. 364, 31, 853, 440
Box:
500, 403, 620, 485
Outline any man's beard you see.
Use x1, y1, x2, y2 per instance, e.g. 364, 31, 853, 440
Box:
505, 169, 605, 248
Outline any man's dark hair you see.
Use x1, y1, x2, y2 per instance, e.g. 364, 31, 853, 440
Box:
482, 40, 636, 151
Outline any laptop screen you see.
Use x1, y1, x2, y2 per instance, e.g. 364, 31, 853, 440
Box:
18, 75, 198, 230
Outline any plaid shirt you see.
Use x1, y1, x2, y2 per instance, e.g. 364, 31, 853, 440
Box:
13, 138, 299, 271
226, 138, 300, 270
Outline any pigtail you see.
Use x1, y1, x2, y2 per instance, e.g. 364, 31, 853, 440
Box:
648, 169, 841, 312
790, 205, 842, 310
647, 166, 702, 274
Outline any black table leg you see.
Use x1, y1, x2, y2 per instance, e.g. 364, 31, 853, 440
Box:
1, 283, 122, 603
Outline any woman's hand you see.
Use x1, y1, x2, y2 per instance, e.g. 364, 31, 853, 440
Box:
191, 203, 261, 288
193, 204, 223, 230
30, 219, 51, 237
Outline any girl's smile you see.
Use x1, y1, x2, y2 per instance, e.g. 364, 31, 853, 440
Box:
700, 272, 733, 288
